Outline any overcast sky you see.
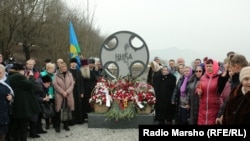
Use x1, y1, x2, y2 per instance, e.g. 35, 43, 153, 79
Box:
66, 0, 250, 64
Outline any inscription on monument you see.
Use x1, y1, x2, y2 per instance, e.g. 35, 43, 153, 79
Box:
100, 31, 149, 79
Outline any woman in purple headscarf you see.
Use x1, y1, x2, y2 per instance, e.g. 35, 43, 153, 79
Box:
177, 66, 193, 124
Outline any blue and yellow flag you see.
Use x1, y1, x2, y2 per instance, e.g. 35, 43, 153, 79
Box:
69, 20, 81, 68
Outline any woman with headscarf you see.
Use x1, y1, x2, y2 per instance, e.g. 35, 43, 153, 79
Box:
175, 66, 193, 125
154, 66, 176, 124
196, 58, 222, 125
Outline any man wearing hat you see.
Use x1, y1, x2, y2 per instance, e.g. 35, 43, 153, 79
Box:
7, 63, 40, 141
80, 59, 97, 121
80, 59, 88, 67
88, 58, 95, 71
69, 58, 84, 125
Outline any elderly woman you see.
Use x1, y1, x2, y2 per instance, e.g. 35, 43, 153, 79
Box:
223, 66, 250, 124
173, 66, 193, 125
186, 65, 204, 125
154, 66, 176, 125
40, 62, 56, 129
0, 64, 13, 141
53, 62, 75, 133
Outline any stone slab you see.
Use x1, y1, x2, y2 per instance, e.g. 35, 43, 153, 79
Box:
88, 113, 154, 129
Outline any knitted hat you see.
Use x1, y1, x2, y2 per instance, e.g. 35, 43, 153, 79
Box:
81, 59, 88, 66
42, 75, 52, 83
239, 66, 250, 82
11, 63, 25, 71
70, 58, 77, 63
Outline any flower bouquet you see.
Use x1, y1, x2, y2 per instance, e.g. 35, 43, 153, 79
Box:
135, 83, 156, 114
89, 80, 112, 113
105, 75, 137, 121
90, 75, 157, 120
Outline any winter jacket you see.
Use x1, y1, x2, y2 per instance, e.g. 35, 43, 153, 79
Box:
223, 84, 250, 124
7, 72, 40, 118
53, 71, 75, 112
0, 83, 11, 125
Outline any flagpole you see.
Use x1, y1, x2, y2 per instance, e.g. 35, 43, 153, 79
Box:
69, 20, 82, 69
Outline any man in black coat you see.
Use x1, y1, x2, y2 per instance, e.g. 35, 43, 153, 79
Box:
7, 63, 40, 141
69, 58, 84, 125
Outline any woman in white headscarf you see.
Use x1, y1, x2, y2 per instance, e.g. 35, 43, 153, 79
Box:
154, 66, 176, 125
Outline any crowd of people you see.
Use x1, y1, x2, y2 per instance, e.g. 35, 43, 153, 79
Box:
0, 51, 250, 141
147, 51, 250, 125
0, 54, 103, 141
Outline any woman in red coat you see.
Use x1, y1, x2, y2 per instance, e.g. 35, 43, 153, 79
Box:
196, 59, 221, 125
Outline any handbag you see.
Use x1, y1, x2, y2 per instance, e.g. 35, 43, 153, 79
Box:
61, 98, 72, 122
41, 102, 55, 119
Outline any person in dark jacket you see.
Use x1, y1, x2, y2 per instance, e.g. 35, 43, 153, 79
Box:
69, 58, 84, 125
171, 77, 183, 124
80, 59, 98, 121
7, 63, 40, 141
28, 75, 51, 138
147, 57, 162, 85
223, 66, 250, 124
40, 62, 56, 129
187, 65, 204, 125
216, 54, 249, 124
0, 64, 13, 141
154, 66, 176, 124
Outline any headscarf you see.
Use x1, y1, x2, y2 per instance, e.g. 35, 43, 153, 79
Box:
180, 67, 193, 97
205, 58, 219, 77
162, 65, 171, 75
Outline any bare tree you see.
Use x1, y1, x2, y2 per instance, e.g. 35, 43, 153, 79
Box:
0, 0, 105, 67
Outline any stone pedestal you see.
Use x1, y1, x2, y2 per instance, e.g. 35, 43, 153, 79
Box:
88, 113, 154, 129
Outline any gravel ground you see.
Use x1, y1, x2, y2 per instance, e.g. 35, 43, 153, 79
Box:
27, 123, 139, 141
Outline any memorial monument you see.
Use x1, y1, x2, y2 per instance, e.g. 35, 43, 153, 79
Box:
88, 31, 154, 128
100, 30, 149, 79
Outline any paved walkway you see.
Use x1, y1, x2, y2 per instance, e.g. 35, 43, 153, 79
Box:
27, 123, 139, 141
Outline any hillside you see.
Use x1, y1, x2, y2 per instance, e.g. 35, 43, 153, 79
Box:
11, 45, 52, 70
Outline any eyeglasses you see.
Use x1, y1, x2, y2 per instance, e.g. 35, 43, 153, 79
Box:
195, 70, 202, 73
